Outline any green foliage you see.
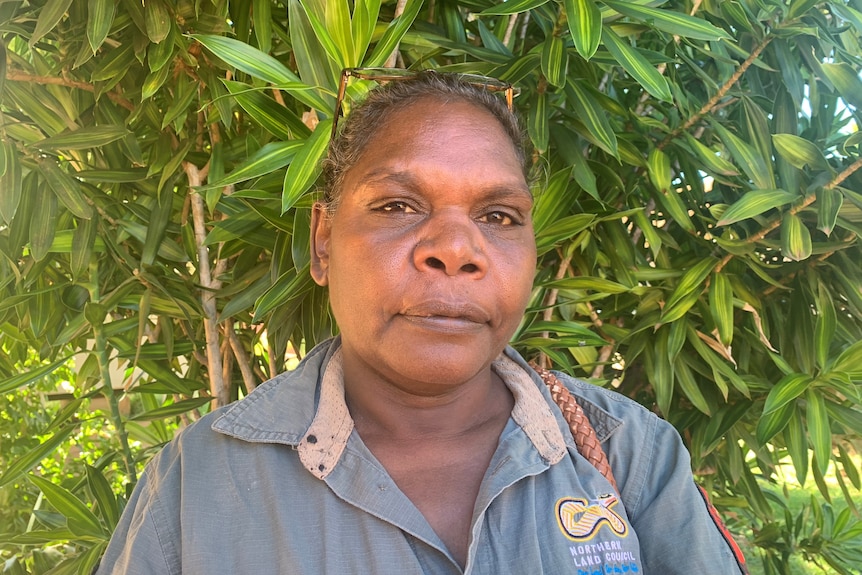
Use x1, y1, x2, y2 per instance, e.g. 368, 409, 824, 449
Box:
1, 0, 861, 572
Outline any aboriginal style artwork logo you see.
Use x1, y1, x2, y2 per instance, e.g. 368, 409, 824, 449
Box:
556, 494, 628, 541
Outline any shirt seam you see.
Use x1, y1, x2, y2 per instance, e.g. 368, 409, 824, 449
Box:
624, 411, 657, 520
148, 486, 180, 575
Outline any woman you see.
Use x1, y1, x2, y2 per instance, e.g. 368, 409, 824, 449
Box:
97, 71, 748, 574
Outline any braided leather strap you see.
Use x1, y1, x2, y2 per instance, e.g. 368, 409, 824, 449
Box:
532, 364, 619, 492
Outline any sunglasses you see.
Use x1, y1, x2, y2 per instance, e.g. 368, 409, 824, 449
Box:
330, 67, 520, 139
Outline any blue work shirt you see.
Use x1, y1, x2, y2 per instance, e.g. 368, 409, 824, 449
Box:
97, 338, 747, 574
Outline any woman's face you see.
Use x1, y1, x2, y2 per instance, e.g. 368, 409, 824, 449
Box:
311, 97, 536, 393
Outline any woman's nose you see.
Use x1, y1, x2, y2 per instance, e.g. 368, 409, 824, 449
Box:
413, 214, 488, 277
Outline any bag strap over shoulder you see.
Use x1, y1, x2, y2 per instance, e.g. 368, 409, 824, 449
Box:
531, 364, 619, 493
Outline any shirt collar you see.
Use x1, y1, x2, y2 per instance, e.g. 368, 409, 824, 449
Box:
212, 338, 621, 479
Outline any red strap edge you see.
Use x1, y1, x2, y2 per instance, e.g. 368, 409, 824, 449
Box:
696, 484, 750, 575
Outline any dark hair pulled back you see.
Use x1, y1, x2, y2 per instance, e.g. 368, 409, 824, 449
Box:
320, 71, 528, 211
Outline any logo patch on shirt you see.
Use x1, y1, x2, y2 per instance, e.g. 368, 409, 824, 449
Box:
556, 494, 628, 541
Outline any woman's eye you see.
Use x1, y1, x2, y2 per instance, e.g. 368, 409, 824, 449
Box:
378, 201, 415, 213
479, 211, 516, 226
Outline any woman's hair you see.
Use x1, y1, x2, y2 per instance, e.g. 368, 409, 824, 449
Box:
321, 71, 528, 211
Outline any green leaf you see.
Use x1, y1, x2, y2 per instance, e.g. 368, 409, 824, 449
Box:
709, 272, 733, 346
821, 62, 862, 111
647, 148, 671, 194
816, 187, 842, 237
711, 122, 774, 190
544, 275, 629, 294
130, 397, 214, 421
29, 188, 58, 262
29, 475, 105, 538
480, 0, 550, 15
38, 158, 94, 219
535, 213, 595, 253
0, 425, 76, 488
781, 212, 812, 262
296, 1, 349, 67
223, 80, 311, 139
282, 120, 331, 213
661, 258, 716, 321
76, 168, 149, 183
837, 444, 860, 490
564, 80, 618, 157
602, 28, 672, 102
71, 217, 97, 280
30, 0, 74, 46
528, 91, 549, 153
142, 186, 174, 266
806, 390, 832, 477
253, 268, 315, 321
830, 340, 862, 378
564, 0, 602, 61
651, 328, 674, 416
676, 357, 712, 415
682, 134, 739, 177
756, 401, 795, 444
0, 356, 72, 394
214, 144, 304, 190
522, 321, 607, 347
141, 62, 172, 100
34, 126, 130, 151
145, 0, 171, 44
0, 141, 22, 224
786, 410, 809, 486
772, 134, 829, 170
541, 34, 566, 88
353, 0, 381, 63
85, 465, 120, 529
365, 0, 422, 67
87, 0, 115, 52
148, 21, 175, 71
252, 0, 272, 53
191, 34, 329, 111
763, 373, 813, 415
814, 281, 836, 370
604, 1, 732, 40
716, 189, 797, 226
91, 42, 135, 82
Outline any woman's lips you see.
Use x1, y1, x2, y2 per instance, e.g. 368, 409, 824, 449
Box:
399, 301, 490, 333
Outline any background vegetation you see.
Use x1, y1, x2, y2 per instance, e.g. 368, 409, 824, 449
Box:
1, 0, 861, 573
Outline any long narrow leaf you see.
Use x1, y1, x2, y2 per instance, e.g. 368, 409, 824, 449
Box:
716, 189, 797, 226
282, 120, 331, 213
87, 0, 115, 52
603, 27, 671, 102
763, 373, 813, 415
807, 390, 832, 477
30, 0, 74, 46
565, 0, 602, 61
191, 34, 329, 111
604, 1, 732, 40
480, 0, 551, 15
29, 475, 105, 538
365, 0, 422, 67
0, 425, 76, 488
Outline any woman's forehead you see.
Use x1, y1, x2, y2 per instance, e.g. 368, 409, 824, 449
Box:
358, 98, 520, 161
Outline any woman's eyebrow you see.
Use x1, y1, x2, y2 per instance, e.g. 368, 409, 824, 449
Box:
361, 170, 532, 200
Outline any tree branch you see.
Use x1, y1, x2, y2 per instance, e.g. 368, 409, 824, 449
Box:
5, 69, 135, 111
228, 327, 258, 393
185, 161, 229, 406
662, 35, 773, 148
715, 156, 862, 273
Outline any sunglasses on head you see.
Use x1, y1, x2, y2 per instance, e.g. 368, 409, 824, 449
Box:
330, 67, 520, 139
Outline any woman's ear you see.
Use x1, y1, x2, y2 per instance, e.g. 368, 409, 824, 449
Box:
309, 202, 331, 286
